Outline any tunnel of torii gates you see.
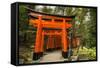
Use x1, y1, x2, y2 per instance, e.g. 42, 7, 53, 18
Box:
27, 7, 80, 60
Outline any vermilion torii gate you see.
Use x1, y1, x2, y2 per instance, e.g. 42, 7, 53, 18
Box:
27, 7, 76, 60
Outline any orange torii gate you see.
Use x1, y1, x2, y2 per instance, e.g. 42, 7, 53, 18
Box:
27, 8, 76, 60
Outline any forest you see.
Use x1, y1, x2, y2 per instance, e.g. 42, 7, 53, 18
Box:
18, 4, 97, 64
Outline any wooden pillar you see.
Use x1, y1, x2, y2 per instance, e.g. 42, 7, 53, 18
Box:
39, 31, 44, 57
33, 15, 42, 60
50, 19, 55, 50
61, 19, 68, 58
46, 36, 49, 50
56, 36, 61, 49
50, 36, 54, 50
55, 36, 61, 49
54, 36, 56, 49
46, 35, 54, 51
46, 35, 50, 51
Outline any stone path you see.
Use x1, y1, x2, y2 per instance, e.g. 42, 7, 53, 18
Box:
32, 49, 89, 63
39, 50, 68, 63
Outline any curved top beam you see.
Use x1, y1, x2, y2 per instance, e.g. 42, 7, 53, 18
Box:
26, 7, 75, 18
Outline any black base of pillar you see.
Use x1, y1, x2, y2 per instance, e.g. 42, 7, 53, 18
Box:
33, 53, 40, 60
62, 51, 68, 58
55, 47, 61, 50
46, 48, 54, 52
33, 52, 43, 60
39, 52, 43, 57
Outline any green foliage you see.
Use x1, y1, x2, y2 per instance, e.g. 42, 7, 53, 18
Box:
41, 6, 53, 13
19, 5, 29, 31
19, 5, 37, 63
19, 5, 36, 47
78, 47, 96, 60
88, 8, 97, 47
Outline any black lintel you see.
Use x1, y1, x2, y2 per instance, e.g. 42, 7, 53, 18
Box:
26, 7, 75, 18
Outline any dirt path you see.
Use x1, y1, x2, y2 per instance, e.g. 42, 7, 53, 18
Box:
32, 49, 89, 63
40, 50, 68, 63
